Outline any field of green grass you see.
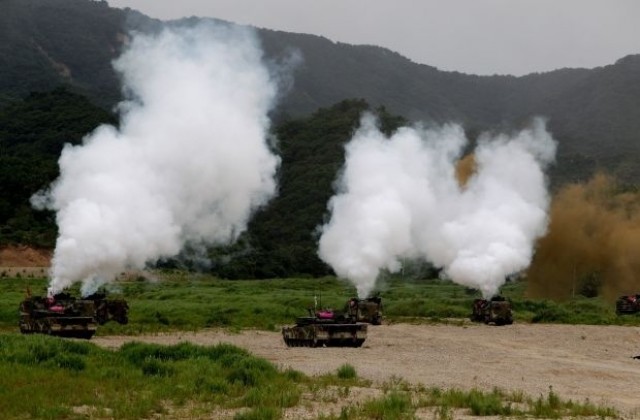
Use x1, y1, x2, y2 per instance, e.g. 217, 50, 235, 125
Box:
1, 271, 637, 334
0, 271, 631, 418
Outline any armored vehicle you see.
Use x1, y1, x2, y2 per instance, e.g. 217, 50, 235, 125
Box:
19, 292, 98, 338
345, 296, 383, 325
616, 294, 640, 314
470, 296, 513, 325
85, 292, 129, 325
282, 308, 368, 347
19, 291, 129, 338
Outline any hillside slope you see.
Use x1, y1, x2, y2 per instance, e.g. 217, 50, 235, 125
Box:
2, 0, 640, 182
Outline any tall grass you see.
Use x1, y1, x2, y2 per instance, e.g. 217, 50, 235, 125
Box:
336, 363, 357, 380
361, 391, 415, 419
320, 383, 618, 419
0, 334, 303, 419
413, 385, 618, 418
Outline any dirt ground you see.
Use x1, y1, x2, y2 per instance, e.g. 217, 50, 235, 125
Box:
0, 245, 51, 266
93, 323, 640, 418
0, 246, 51, 277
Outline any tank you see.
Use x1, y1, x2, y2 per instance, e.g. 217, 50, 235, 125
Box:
345, 296, 383, 325
19, 292, 98, 339
85, 292, 129, 325
470, 296, 513, 325
19, 290, 129, 338
616, 294, 640, 314
282, 308, 368, 347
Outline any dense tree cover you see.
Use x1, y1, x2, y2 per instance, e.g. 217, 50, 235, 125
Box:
0, 87, 115, 246
3, 0, 640, 184
2, 0, 640, 278
0, 91, 402, 278
0, 0, 129, 108
260, 32, 640, 184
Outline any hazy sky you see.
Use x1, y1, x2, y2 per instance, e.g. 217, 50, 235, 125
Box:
106, 0, 640, 76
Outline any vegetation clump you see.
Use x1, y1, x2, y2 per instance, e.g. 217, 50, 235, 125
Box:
0, 334, 303, 419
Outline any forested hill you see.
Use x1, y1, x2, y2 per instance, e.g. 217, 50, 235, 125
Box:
261, 32, 640, 180
2, 0, 640, 276
0, 0, 124, 106
2, 0, 640, 183
0, 92, 394, 279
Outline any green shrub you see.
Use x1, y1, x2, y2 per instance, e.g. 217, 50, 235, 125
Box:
467, 389, 511, 416
283, 367, 305, 382
361, 392, 414, 419
336, 363, 357, 380
242, 385, 301, 408
227, 358, 276, 386
141, 358, 175, 377
194, 376, 229, 394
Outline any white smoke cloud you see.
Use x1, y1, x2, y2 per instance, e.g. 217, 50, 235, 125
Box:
319, 115, 555, 298
32, 22, 280, 295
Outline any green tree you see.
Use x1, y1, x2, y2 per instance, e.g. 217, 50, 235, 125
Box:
0, 87, 115, 246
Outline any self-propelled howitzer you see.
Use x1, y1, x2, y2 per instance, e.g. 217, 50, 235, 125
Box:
19, 291, 129, 339
470, 295, 513, 326
282, 307, 368, 347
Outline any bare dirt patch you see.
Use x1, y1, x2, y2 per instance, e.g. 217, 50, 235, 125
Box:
0, 245, 51, 267
0, 245, 51, 277
92, 323, 640, 418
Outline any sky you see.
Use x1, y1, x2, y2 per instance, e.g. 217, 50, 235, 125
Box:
105, 0, 640, 76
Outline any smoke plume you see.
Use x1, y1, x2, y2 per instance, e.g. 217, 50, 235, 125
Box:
319, 115, 556, 298
526, 173, 640, 301
32, 23, 280, 295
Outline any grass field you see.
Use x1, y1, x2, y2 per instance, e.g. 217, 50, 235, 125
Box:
0, 271, 630, 418
1, 271, 637, 334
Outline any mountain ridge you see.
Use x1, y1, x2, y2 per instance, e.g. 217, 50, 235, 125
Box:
2, 0, 640, 183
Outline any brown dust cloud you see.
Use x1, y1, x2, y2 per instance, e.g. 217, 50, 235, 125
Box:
454, 153, 477, 188
526, 173, 640, 301
454, 153, 640, 302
